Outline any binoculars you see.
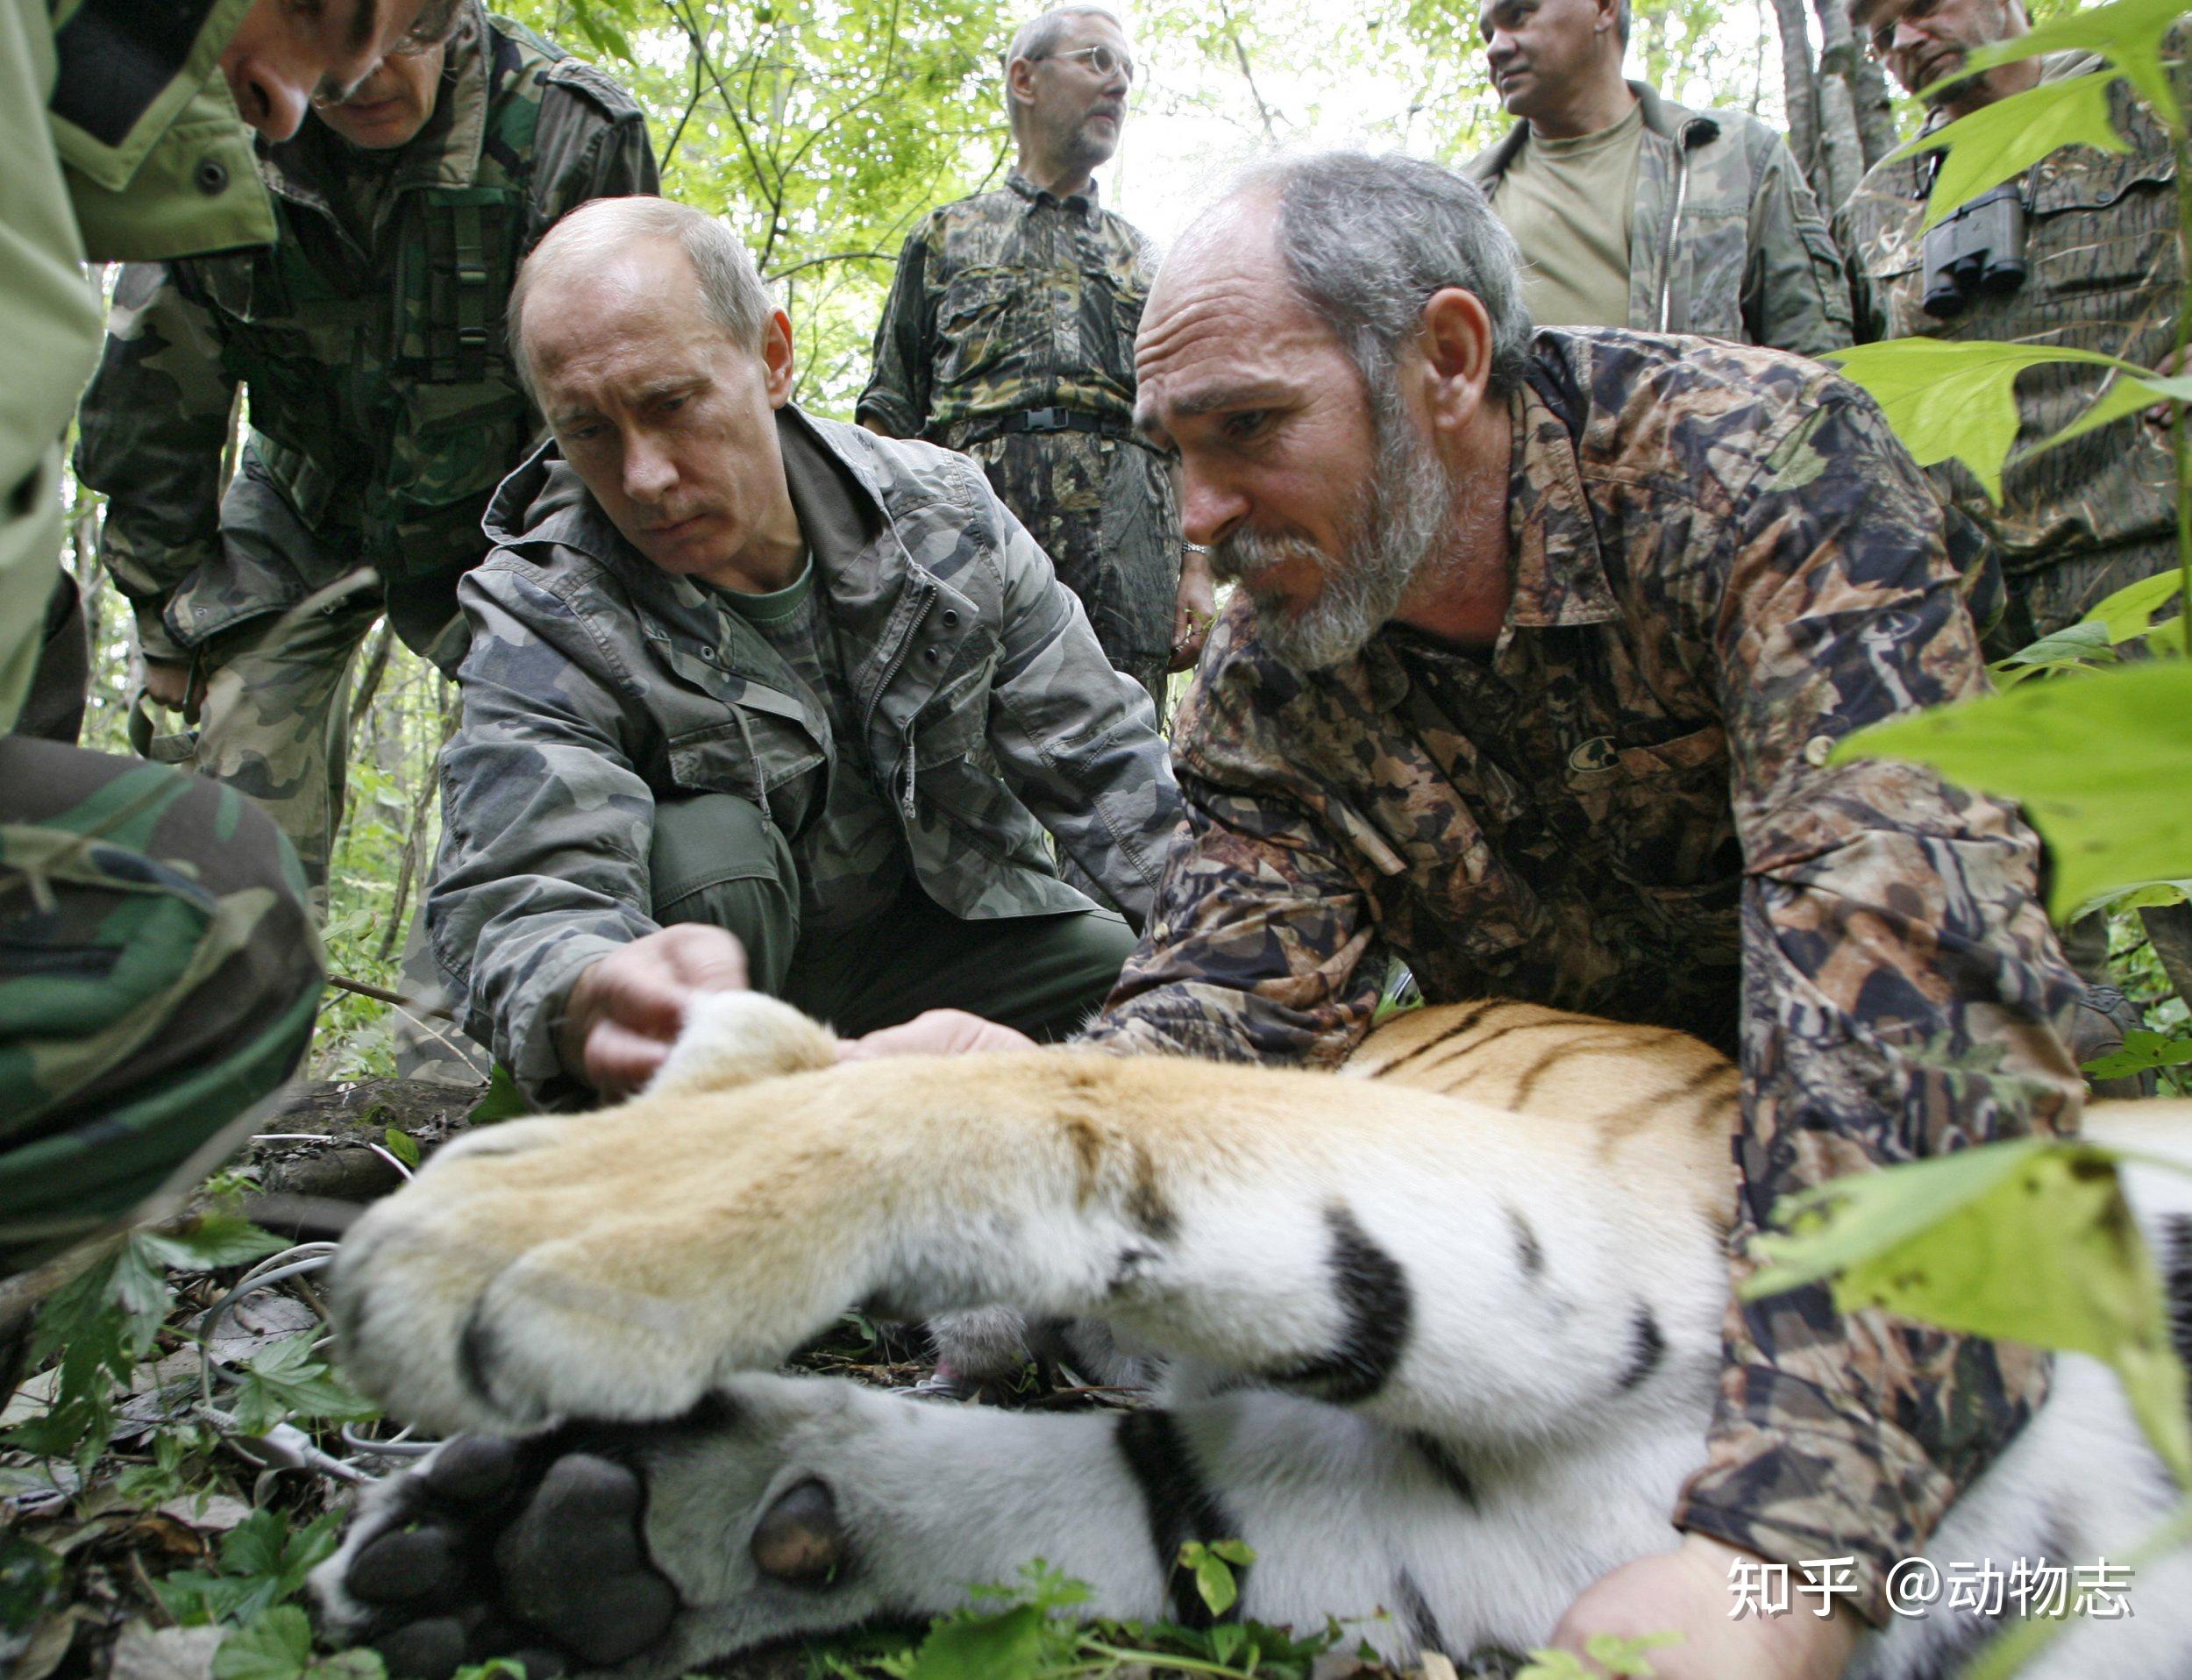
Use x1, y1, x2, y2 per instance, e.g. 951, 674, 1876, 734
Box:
1921, 181, 2027, 317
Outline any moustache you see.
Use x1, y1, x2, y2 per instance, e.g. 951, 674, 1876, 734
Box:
1208, 525, 1327, 587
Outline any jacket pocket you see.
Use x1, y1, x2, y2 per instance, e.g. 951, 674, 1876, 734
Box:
935, 267, 1022, 386
2028, 147, 2177, 296
666, 711, 825, 825
1562, 722, 1740, 887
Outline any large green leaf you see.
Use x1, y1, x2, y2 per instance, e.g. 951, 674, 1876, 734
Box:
1747, 1138, 2192, 1489
1890, 71, 2131, 231
1826, 339, 2141, 501
1960, 0, 2191, 136
1831, 659, 2192, 915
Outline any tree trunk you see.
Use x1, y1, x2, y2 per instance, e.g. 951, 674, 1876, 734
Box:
1769, 0, 1823, 197
1852, 46, 1901, 167
1811, 0, 1873, 211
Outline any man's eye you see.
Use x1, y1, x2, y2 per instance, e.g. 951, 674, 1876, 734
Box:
1223, 410, 1270, 441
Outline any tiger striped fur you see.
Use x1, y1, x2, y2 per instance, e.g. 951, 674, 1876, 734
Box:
317, 992, 2192, 1676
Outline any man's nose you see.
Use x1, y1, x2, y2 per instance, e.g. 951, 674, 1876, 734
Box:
623, 436, 678, 502
230, 50, 313, 141
1178, 463, 1248, 550
1485, 28, 1515, 63
1891, 15, 1930, 50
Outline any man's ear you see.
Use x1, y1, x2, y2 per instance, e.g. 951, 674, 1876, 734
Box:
763, 309, 796, 408
1418, 287, 1497, 435
1006, 53, 1038, 116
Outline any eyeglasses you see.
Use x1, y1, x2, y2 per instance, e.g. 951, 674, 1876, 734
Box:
310, 0, 463, 106
1865, 0, 1943, 57
1038, 43, 1138, 85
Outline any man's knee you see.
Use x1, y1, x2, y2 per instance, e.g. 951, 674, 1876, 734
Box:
649, 793, 801, 995
0, 742, 323, 1273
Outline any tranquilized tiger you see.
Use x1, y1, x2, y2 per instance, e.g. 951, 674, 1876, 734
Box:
315, 992, 2192, 1677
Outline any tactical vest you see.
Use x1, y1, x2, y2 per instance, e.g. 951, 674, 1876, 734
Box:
181, 25, 552, 596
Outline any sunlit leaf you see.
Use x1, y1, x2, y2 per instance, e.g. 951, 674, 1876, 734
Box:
1891, 72, 2131, 230
1830, 660, 2192, 915
1826, 339, 2139, 501
2083, 568, 2190, 644
2084, 1028, 2192, 1078
1747, 1138, 2192, 1488
1961, 0, 2191, 135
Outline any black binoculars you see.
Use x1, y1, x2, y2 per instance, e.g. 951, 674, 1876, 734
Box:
1921, 181, 2027, 318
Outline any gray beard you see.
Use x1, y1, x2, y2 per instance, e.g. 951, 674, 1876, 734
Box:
1211, 395, 1458, 671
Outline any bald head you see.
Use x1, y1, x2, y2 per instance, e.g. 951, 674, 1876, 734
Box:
511, 197, 774, 405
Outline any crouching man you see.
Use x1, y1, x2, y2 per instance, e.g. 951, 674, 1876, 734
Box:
426, 196, 1181, 1109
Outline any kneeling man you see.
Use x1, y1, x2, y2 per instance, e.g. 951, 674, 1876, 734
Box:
428, 197, 1180, 1108
879, 153, 2094, 1675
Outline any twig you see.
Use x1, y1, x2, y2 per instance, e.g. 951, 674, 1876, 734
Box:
325, 972, 451, 1020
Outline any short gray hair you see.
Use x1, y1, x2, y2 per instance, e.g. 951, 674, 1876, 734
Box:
509, 197, 774, 403
1614, 0, 1632, 44
1231, 152, 1534, 405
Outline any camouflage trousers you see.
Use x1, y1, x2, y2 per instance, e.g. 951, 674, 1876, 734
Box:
651, 791, 1132, 1042
0, 738, 324, 1278
958, 428, 1179, 721
1984, 546, 2192, 1010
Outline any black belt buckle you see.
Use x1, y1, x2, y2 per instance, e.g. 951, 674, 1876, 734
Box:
1015, 407, 1071, 432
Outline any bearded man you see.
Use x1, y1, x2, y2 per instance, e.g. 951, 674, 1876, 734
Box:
861, 152, 2104, 1679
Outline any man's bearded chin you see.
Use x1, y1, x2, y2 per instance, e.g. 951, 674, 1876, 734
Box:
1212, 396, 1457, 670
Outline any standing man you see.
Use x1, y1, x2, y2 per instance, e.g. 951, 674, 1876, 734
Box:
1469, 0, 1853, 355
858, 4, 1199, 717
1839, 0, 2192, 1007
3, 0, 440, 1280
75, 0, 658, 909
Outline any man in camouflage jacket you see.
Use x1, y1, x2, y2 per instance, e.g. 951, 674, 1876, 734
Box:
432, 199, 1180, 1109
4, 0, 451, 1282
1839, 0, 2192, 1007
879, 153, 2093, 1673
75, 0, 657, 901
858, 6, 1194, 717
1468, 0, 1852, 356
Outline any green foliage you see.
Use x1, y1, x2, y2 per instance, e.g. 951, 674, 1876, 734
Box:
2084, 1025, 2192, 1078
0, 1217, 287, 1470
468, 1063, 530, 1123
1962, 0, 2189, 136
1517, 1631, 1683, 1678
1831, 659, 2192, 918
1894, 71, 2130, 231
1179, 1539, 1256, 1618
0, 1533, 63, 1633
154, 1509, 345, 1628
1747, 1139, 2192, 1490
215, 1606, 388, 1680
224, 1335, 380, 1438
381, 1127, 422, 1171
829, 1557, 1338, 1679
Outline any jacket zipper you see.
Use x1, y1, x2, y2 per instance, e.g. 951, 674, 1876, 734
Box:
1657, 126, 1698, 333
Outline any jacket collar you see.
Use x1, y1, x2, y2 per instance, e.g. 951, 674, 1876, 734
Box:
1471, 77, 1718, 186
255, 0, 494, 219
1502, 365, 1619, 631
1007, 167, 1101, 217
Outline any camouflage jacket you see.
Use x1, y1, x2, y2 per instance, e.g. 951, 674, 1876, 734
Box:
431, 406, 1180, 1098
1468, 82, 1854, 357
856, 169, 1156, 445
74, 3, 657, 665
1838, 51, 2179, 580
1086, 329, 2086, 1619
5, 0, 274, 733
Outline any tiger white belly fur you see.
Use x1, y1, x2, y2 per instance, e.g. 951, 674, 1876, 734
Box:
316, 993, 2192, 1677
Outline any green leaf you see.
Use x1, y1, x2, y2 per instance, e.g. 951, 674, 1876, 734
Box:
1192, 1551, 1238, 1617
906, 1604, 1044, 1680
227, 1338, 379, 1436
0, 1533, 61, 1633
1825, 339, 2139, 501
2084, 1028, 2192, 1078
1584, 1631, 1683, 1676
1517, 1654, 1598, 1680
1746, 1138, 2192, 1489
1830, 660, 2192, 916
136, 1215, 289, 1272
213, 1607, 313, 1680
381, 1128, 420, 1171
1961, 0, 2190, 135
468, 1063, 529, 1125
2084, 569, 2191, 645
1208, 1538, 1256, 1567
2093, 879, 2192, 913
1890, 71, 2131, 231
1988, 619, 2116, 686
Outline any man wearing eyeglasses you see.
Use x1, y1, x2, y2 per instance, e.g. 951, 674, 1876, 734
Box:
859, 6, 1202, 734
3, 0, 455, 1291
1836, 0, 2192, 1015
74, 0, 657, 922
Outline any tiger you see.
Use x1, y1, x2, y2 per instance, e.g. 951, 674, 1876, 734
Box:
314, 989, 2192, 1678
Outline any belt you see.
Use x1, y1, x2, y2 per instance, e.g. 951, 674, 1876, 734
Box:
991, 407, 1135, 439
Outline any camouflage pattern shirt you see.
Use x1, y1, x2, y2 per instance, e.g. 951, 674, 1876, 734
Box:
1085, 329, 2087, 1620
1469, 82, 1854, 357
1838, 51, 2179, 584
857, 172, 1179, 680
431, 406, 1181, 1098
75, 3, 657, 666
